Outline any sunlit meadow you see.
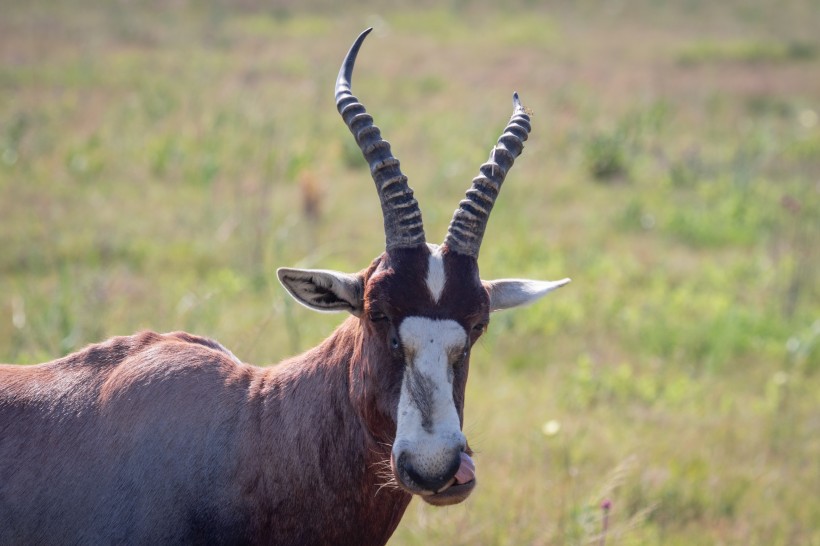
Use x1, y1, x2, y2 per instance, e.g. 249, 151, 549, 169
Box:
1, 1, 818, 544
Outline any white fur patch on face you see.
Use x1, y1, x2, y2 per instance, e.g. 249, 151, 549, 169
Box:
425, 243, 446, 303
393, 317, 467, 486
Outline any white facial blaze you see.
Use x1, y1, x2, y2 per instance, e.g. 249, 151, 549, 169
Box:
394, 317, 467, 487
425, 243, 446, 303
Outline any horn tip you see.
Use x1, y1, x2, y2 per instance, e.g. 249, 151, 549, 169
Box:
513, 91, 526, 113
337, 28, 377, 99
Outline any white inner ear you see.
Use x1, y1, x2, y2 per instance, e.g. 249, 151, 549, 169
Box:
277, 267, 363, 315
485, 278, 571, 312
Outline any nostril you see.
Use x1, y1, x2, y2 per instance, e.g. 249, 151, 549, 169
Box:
399, 451, 462, 493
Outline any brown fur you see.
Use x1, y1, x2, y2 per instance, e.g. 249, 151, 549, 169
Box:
0, 328, 410, 544
0, 246, 488, 545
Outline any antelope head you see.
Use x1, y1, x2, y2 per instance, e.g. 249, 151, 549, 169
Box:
277, 29, 570, 506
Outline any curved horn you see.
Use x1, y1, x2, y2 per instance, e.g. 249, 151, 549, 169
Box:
443, 93, 531, 258
336, 28, 425, 250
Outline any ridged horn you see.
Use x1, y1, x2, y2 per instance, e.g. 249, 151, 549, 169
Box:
443, 92, 531, 258
335, 28, 425, 250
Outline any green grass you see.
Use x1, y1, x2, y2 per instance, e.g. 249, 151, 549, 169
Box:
677, 39, 818, 65
1, 1, 819, 544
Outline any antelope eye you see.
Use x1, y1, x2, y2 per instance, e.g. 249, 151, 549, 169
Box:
391, 336, 400, 349
473, 322, 487, 333
369, 311, 388, 323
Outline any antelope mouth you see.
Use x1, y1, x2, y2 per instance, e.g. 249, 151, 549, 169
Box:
423, 477, 477, 506
392, 451, 476, 506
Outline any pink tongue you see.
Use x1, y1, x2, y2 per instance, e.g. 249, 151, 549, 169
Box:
454, 452, 476, 484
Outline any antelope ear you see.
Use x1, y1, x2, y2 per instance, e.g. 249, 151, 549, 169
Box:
484, 278, 571, 312
277, 268, 364, 316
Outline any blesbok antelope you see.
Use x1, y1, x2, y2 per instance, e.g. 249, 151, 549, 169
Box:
0, 28, 569, 545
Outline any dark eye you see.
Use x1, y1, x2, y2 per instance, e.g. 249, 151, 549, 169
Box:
473, 322, 487, 334
369, 311, 389, 323
391, 336, 400, 349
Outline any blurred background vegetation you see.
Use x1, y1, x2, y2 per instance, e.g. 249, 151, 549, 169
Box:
1, 0, 818, 544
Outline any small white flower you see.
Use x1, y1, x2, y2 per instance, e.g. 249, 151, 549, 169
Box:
542, 419, 561, 437
798, 109, 817, 129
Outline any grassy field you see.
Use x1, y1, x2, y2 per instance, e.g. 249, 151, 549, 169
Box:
1, 1, 819, 544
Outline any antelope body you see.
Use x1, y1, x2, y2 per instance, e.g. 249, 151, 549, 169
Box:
0, 29, 569, 545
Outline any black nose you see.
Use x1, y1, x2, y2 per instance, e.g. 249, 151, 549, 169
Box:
398, 450, 462, 493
